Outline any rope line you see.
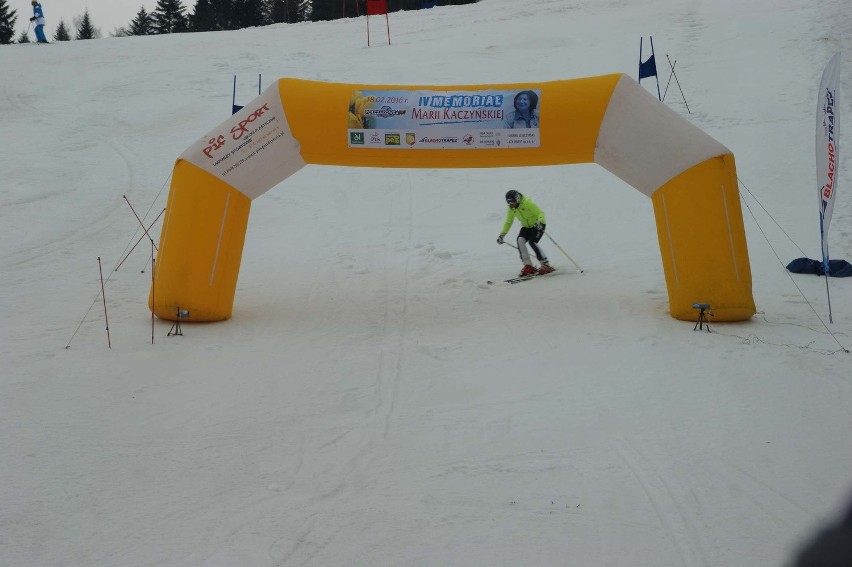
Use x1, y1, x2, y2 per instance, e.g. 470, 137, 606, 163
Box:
736, 178, 848, 353
708, 312, 848, 356
64, 173, 172, 349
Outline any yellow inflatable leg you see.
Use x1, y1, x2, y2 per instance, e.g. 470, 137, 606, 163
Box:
652, 154, 755, 322
149, 160, 251, 322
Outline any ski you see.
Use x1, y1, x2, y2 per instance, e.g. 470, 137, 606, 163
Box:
487, 269, 557, 285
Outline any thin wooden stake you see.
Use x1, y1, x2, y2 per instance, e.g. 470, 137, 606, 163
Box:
124, 195, 158, 251
98, 257, 111, 348
115, 208, 166, 271
665, 54, 691, 114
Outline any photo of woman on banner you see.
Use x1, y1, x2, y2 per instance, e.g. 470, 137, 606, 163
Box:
505, 90, 540, 128
348, 92, 376, 129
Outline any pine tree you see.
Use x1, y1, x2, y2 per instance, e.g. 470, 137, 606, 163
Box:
398, 0, 419, 11
190, 0, 219, 31
54, 19, 71, 41
340, 0, 361, 18
298, 0, 313, 22
17, 29, 29, 43
152, 0, 189, 34
76, 10, 96, 39
269, 0, 298, 24
129, 6, 153, 35
232, 0, 265, 29
309, 0, 335, 22
268, 0, 284, 23
260, 0, 271, 24
0, 0, 17, 44
213, 0, 235, 30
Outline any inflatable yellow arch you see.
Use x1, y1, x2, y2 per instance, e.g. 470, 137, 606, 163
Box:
150, 73, 755, 322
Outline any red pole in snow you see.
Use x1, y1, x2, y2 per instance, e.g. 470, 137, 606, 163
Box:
385, 13, 390, 45
98, 257, 111, 349
366, 0, 389, 46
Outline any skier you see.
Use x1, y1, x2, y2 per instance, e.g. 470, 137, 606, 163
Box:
29, 1, 47, 43
497, 190, 555, 277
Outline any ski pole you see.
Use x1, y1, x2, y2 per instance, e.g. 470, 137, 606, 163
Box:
499, 240, 518, 250
544, 232, 584, 273
25, 21, 33, 40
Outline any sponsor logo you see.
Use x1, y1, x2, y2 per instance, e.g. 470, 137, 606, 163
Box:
350, 131, 365, 145
370, 132, 382, 144
406, 133, 416, 146
231, 103, 271, 140
821, 88, 836, 202
385, 133, 401, 145
463, 134, 474, 145
418, 136, 460, 144
203, 135, 226, 159
364, 106, 407, 119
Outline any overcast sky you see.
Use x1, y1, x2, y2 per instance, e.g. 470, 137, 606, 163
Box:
16, 0, 156, 36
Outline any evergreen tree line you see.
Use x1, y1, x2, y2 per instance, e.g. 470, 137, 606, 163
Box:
124, 0, 476, 36
0, 0, 98, 43
0, 0, 477, 43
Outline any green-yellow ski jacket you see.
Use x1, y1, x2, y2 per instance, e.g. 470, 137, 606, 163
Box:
501, 195, 546, 234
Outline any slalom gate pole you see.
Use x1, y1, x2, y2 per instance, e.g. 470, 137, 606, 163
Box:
123, 195, 158, 250
662, 58, 676, 101
650, 36, 661, 101
115, 208, 166, 271
666, 54, 691, 114
544, 232, 584, 273
98, 257, 111, 348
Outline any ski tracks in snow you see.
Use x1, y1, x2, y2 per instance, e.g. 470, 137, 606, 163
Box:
612, 436, 817, 566
373, 174, 416, 441
613, 437, 711, 566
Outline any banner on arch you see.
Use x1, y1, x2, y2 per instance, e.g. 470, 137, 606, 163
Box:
347, 88, 542, 149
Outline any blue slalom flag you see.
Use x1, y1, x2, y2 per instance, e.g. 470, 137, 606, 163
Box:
638, 37, 661, 100
639, 53, 657, 79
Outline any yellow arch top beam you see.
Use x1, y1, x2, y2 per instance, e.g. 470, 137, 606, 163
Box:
151, 74, 755, 323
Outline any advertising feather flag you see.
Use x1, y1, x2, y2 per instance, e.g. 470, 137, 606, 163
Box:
816, 52, 840, 275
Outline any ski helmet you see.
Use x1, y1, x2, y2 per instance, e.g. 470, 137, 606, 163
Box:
505, 190, 522, 205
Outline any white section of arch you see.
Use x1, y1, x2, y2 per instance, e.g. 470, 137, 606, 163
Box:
180, 85, 305, 200
594, 75, 729, 196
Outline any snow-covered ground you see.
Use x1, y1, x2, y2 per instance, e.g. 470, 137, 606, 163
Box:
2, 0, 851, 565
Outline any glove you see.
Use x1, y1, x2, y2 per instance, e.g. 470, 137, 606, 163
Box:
30, 17, 35, 22
535, 222, 544, 231
496, 234, 505, 245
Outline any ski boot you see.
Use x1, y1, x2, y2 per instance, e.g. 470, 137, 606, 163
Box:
519, 264, 537, 277
538, 262, 555, 275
